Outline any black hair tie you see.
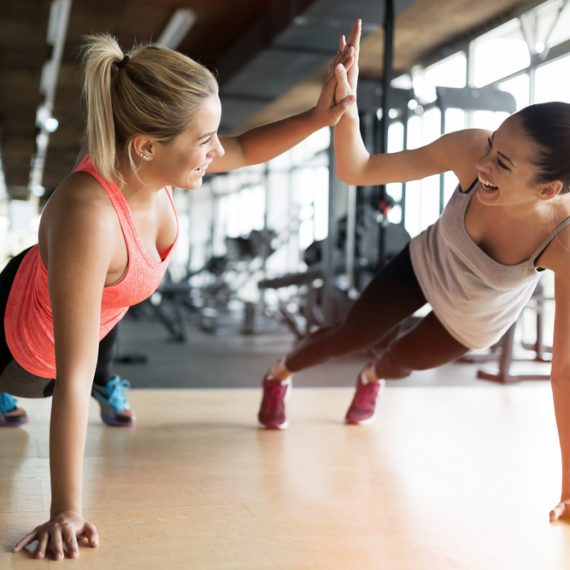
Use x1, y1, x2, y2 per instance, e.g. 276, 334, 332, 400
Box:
117, 55, 129, 69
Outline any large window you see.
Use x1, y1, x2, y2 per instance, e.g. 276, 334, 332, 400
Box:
412, 52, 467, 104
534, 55, 570, 102
532, 0, 570, 52
498, 74, 530, 109
470, 19, 530, 87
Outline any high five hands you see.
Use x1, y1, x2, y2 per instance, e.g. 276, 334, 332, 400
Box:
314, 19, 362, 126
334, 18, 361, 115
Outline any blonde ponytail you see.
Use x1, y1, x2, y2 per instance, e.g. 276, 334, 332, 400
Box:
81, 34, 124, 181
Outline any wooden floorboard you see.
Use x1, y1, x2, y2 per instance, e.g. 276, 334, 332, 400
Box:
2, 385, 569, 569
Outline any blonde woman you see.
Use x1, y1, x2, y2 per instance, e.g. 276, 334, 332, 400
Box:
3, 30, 356, 559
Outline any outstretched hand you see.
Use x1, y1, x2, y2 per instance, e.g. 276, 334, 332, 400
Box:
313, 19, 362, 127
314, 65, 355, 127
335, 18, 361, 102
12, 511, 99, 560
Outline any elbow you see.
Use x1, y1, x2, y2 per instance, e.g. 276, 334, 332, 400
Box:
335, 155, 372, 186
335, 163, 360, 186
335, 163, 349, 184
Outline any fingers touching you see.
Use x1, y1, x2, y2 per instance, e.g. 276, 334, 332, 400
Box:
334, 64, 352, 101
330, 19, 361, 105
347, 19, 362, 52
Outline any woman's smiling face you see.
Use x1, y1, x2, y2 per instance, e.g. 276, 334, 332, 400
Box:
475, 114, 551, 208
153, 95, 225, 190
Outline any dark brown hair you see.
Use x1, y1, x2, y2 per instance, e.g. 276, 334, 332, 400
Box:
517, 102, 570, 193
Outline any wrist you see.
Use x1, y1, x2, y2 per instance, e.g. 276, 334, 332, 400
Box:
51, 505, 82, 517
308, 106, 330, 130
338, 107, 359, 125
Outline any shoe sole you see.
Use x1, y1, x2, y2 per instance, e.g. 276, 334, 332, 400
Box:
0, 416, 29, 428
258, 419, 289, 430
101, 413, 135, 427
345, 414, 376, 426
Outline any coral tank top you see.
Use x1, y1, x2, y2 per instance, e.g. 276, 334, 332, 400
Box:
4, 157, 178, 378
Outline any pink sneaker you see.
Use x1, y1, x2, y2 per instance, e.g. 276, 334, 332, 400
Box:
258, 375, 291, 430
345, 374, 385, 425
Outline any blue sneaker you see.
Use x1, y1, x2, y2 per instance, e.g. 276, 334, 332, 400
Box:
0, 392, 28, 427
91, 376, 135, 427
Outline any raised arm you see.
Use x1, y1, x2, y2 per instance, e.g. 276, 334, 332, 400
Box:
12, 179, 114, 559
335, 122, 489, 187
332, 21, 487, 187
208, 22, 359, 173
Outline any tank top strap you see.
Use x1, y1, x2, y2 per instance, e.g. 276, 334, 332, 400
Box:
462, 178, 479, 194
73, 156, 138, 244
530, 216, 570, 265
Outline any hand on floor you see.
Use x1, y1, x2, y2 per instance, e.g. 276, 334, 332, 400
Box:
550, 500, 570, 522
12, 510, 99, 560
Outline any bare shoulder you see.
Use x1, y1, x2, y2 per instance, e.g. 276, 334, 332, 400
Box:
440, 128, 490, 147
436, 129, 490, 187
538, 223, 570, 279
39, 172, 119, 262
41, 172, 116, 232
430, 128, 489, 158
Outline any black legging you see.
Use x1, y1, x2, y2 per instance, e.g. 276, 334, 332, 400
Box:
0, 248, 119, 393
285, 245, 469, 379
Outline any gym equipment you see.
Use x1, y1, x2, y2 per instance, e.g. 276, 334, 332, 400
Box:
133, 228, 278, 341
259, 203, 411, 342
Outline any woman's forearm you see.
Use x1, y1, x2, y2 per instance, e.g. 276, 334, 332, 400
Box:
214, 107, 326, 172
238, 108, 325, 165
334, 112, 372, 185
49, 380, 92, 515
551, 377, 570, 497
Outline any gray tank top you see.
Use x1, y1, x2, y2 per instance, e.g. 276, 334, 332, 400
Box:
410, 181, 570, 349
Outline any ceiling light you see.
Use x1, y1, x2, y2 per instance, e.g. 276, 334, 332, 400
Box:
156, 9, 195, 49
44, 117, 59, 133
36, 104, 59, 133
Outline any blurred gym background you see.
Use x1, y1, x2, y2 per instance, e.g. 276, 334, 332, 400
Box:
1, 0, 566, 388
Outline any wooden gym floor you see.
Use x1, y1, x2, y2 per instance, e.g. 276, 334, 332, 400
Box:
2, 382, 570, 569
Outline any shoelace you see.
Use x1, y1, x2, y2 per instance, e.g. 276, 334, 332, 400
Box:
0, 392, 18, 414
105, 377, 131, 412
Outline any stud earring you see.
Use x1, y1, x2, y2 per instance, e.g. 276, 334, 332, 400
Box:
140, 153, 152, 162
